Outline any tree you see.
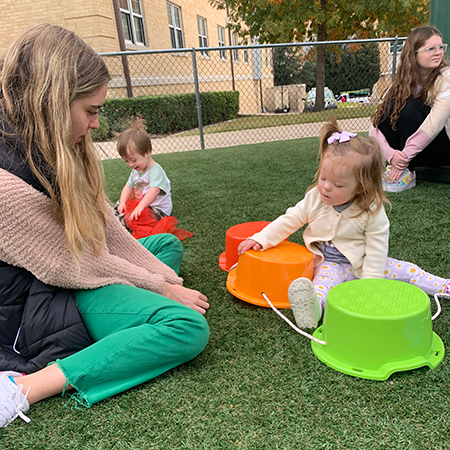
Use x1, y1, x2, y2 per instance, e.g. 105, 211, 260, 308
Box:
210, 0, 428, 111
326, 43, 380, 95
298, 61, 317, 92
273, 46, 302, 86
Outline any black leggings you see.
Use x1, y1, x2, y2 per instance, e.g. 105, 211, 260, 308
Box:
378, 98, 450, 170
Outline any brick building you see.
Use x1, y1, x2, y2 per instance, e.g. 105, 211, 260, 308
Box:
0, 0, 275, 115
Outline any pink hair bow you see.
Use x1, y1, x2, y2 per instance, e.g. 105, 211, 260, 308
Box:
327, 131, 357, 144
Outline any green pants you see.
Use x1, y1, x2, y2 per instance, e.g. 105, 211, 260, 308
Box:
56, 234, 209, 407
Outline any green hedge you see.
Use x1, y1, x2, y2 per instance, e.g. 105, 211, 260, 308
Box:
99, 90, 239, 137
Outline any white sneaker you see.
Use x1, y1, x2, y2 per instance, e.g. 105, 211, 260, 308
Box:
288, 277, 322, 329
0, 372, 30, 427
382, 166, 416, 192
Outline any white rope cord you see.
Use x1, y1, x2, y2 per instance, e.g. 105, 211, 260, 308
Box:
432, 294, 442, 321
261, 292, 327, 346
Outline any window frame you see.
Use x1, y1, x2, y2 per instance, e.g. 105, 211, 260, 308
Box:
243, 39, 249, 64
197, 16, 209, 57
232, 33, 239, 62
218, 25, 226, 60
119, 0, 146, 46
167, 2, 184, 49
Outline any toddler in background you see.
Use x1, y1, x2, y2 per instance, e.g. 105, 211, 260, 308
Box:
238, 119, 450, 329
117, 119, 172, 221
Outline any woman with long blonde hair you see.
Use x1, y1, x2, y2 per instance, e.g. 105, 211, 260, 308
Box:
371, 25, 450, 192
0, 24, 209, 427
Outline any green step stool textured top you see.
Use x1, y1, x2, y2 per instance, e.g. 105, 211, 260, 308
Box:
311, 279, 444, 380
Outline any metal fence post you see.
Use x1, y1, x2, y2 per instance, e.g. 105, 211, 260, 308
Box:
111, 0, 134, 98
226, 7, 236, 91
192, 48, 205, 150
391, 36, 398, 81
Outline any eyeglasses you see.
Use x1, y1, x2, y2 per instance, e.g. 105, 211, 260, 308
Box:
416, 44, 448, 55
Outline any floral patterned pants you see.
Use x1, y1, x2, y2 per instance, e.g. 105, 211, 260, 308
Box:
313, 257, 449, 310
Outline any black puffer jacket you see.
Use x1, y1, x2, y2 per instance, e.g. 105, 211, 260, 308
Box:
0, 130, 92, 374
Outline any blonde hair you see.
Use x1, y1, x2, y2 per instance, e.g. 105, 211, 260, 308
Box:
310, 119, 388, 216
372, 25, 450, 129
117, 118, 152, 158
0, 23, 111, 258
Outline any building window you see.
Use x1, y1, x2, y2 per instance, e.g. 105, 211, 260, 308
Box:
197, 16, 208, 56
119, 0, 146, 45
243, 39, 249, 64
167, 2, 184, 49
218, 25, 226, 60
232, 33, 239, 62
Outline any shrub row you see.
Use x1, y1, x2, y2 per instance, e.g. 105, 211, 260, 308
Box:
93, 90, 239, 140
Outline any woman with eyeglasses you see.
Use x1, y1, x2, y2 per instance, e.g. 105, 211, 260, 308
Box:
371, 25, 450, 192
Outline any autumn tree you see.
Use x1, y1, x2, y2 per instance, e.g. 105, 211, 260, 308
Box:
210, 0, 428, 111
273, 47, 303, 86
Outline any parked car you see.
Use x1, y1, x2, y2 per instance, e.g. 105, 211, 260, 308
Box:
304, 87, 338, 112
338, 89, 371, 103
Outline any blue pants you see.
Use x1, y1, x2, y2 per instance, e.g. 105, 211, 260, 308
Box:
56, 234, 209, 406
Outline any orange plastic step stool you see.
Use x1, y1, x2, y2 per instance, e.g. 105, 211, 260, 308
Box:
219, 221, 270, 271
227, 241, 314, 308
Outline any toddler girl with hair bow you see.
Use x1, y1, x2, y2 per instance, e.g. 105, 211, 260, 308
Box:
238, 120, 450, 329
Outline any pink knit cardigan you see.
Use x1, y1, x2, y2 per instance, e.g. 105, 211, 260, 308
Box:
0, 168, 183, 294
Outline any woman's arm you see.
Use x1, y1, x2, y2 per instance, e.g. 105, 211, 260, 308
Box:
402, 98, 450, 159
369, 127, 409, 180
401, 69, 450, 159
369, 126, 397, 163
0, 169, 182, 294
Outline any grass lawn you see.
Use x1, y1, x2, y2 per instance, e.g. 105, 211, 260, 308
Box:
2, 137, 450, 449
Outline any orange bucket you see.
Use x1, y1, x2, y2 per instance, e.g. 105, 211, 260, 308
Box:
219, 221, 270, 271
226, 241, 314, 308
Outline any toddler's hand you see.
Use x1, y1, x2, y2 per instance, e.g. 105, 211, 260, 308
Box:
238, 239, 261, 254
130, 206, 144, 221
117, 203, 125, 214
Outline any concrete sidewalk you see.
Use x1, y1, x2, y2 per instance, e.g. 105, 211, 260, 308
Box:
96, 117, 371, 159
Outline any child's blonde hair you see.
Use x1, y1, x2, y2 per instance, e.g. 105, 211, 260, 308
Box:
117, 118, 152, 158
310, 119, 388, 216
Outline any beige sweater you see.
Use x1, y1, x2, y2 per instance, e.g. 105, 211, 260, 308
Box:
0, 168, 183, 294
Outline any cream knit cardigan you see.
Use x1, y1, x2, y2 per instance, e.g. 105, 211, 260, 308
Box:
0, 168, 183, 294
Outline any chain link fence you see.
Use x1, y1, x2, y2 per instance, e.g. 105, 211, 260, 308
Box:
97, 37, 405, 159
